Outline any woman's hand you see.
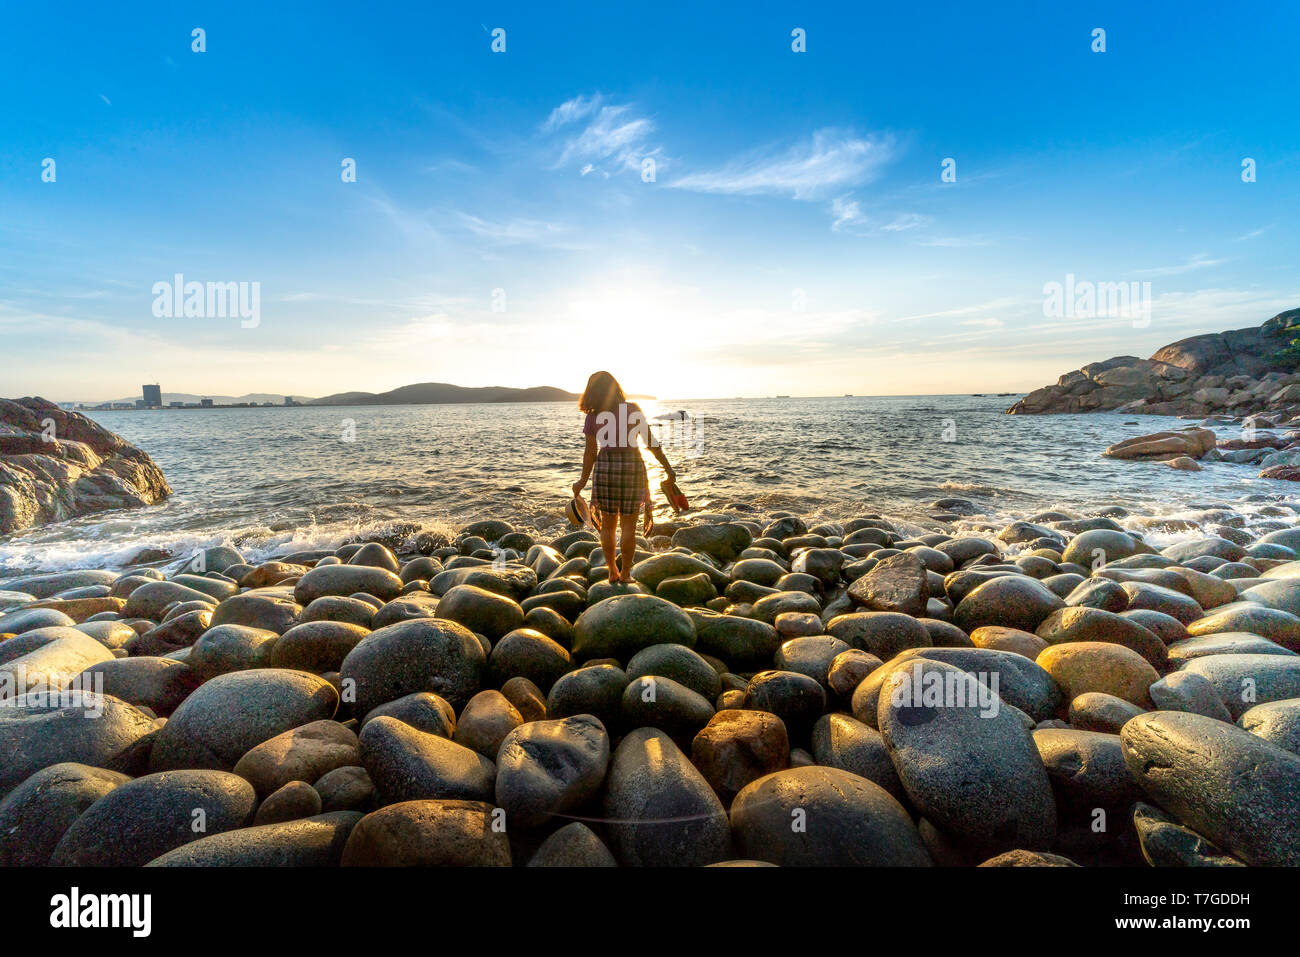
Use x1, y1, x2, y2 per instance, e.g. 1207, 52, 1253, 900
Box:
572, 478, 587, 496
664, 466, 676, 484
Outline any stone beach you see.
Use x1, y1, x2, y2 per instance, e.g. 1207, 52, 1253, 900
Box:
3, 498, 1300, 867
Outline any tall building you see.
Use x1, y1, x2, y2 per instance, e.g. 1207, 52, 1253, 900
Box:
142, 384, 162, 407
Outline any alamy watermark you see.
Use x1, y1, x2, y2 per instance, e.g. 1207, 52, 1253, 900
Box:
887, 662, 1001, 718
1043, 273, 1151, 327
152, 273, 260, 328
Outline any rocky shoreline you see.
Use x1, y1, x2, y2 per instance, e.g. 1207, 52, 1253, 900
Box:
1007, 307, 1300, 417
0, 397, 170, 535
3, 502, 1299, 867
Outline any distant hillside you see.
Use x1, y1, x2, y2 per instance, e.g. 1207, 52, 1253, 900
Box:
309, 383, 580, 406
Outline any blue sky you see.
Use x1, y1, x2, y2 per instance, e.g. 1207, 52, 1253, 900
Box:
2, 1, 1298, 401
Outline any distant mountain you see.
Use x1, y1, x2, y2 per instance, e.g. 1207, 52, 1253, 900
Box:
310, 382, 581, 406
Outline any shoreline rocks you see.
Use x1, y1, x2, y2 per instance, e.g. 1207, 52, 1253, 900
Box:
1007, 307, 1300, 418
3, 506, 1300, 867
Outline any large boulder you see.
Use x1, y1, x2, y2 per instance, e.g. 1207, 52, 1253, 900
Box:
877, 659, 1057, 856
0, 693, 157, 797
602, 727, 730, 866
730, 766, 931, 866
1120, 711, 1300, 865
50, 769, 257, 866
572, 594, 696, 662
0, 396, 171, 534
339, 617, 486, 717
150, 670, 339, 772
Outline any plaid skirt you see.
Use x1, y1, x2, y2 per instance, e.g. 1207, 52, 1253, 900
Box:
593, 448, 648, 515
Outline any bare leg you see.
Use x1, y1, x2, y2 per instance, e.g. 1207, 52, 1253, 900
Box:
599, 509, 618, 584
618, 512, 637, 582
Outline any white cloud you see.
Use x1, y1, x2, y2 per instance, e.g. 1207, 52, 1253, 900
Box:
881, 213, 930, 232
542, 94, 659, 174
669, 129, 895, 200
1133, 253, 1228, 277
541, 94, 603, 134
829, 196, 868, 233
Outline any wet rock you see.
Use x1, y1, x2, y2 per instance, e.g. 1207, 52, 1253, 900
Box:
847, 552, 929, 616
826, 648, 883, 698
730, 766, 931, 866
825, 611, 931, 660
1149, 671, 1232, 721
626, 643, 720, 700
150, 669, 339, 772
436, 584, 524, 640
1179, 653, 1300, 719
266, 620, 370, 673
1121, 711, 1300, 865
487, 628, 570, 692
1032, 727, 1143, 818
313, 765, 375, 813
742, 670, 826, 740
340, 617, 485, 717
1237, 699, 1300, 755
76, 656, 200, 717
233, 719, 360, 798
775, 635, 851, 689
953, 575, 1066, 633
359, 714, 495, 804
187, 623, 279, 680
148, 810, 361, 866
1036, 642, 1159, 708
360, 691, 456, 738
340, 800, 511, 866
1186, 603, 1300, 651
501, 676, 547, 722
494, 714, 609, 829
978, 849, 1079, 866
1167, 632, 1296, 664
622, 675, 715, 739
672, 523, 752, 562
970, 626, 1048, 660
1035, 606, 1168, 670
686, 609, 781, 667
603, 728, 731, 866
1131, 802, 1244, 867
454, 690, 523, 758
572, 594, 697, 662
1064, 577, 1129, 612
294, 564, 403, 604
690, 709, 789, 803
810, 712, 904, 801
879, 659, 1057, 856
526, 821, 617, 867
0, 762, 131, 866
0, 693, 157, 797
209, 592, 302, 635
1068, 692, 1146, 733
253, 780, 323, 825
50, 769, 256, 866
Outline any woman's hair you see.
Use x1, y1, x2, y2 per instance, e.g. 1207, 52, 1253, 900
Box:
578, 370, 626, 414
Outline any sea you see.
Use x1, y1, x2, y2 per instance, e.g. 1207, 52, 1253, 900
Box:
0, 395, 1295, 576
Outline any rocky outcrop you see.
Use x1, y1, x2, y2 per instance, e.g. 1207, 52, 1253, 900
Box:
1007, 307, 1300, 416
0, 397, 171, 535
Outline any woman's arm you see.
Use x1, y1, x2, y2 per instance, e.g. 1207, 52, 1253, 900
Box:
573, 433, 598, 494
648, 442, 675, 482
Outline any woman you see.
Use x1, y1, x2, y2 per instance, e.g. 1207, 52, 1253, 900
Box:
572, 371, 676, 584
